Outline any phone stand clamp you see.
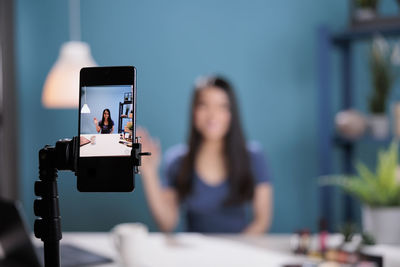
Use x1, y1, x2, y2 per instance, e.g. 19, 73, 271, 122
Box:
33, 136, 149, 267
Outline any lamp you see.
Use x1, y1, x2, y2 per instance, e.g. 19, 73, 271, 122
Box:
81, 104, 91, 113
42, 0, 96, 108
80, 86, 90, 113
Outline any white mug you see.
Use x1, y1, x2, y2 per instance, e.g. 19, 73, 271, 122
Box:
112, 223, 149, 267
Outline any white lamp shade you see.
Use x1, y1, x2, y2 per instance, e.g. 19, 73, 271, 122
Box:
42, 41, 96, 108
81, 103, 91, 113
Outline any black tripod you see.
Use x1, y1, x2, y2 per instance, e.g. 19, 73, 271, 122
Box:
33, 137, 149, 267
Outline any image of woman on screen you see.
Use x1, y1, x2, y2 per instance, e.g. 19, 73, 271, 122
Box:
139, 76, 272, 234
94, 108, 114, 134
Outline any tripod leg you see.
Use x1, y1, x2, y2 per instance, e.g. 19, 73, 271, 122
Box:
43, 241, 60, 267
34, 145, 62, 267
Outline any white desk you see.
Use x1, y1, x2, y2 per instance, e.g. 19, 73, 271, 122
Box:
40, 233, 400, 267
55, 233, 306, 267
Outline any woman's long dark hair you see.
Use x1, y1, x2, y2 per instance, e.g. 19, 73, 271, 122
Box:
99, 108, 113, 126
176, 76, 254, 205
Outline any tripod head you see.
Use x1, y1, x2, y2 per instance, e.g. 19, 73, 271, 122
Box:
54, 137, 79, 172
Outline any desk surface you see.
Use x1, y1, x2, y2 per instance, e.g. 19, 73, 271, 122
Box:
36, 232, 400, 267
54, 233, 306, 267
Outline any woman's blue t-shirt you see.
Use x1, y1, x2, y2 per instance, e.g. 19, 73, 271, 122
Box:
161, 142, 270, 233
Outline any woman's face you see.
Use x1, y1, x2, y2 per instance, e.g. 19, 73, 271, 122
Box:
194, 87, 231, 142
103, 110, 110, 120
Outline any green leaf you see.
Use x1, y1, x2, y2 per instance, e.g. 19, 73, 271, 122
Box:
320, 141, 400, 206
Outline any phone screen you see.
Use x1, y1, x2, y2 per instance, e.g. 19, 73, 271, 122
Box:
77, 66, 136, 192
79, 85, 134, 157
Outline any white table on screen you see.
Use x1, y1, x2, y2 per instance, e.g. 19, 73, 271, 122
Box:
80, 134, 131, 157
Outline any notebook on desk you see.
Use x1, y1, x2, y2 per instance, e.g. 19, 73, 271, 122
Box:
0, 198, 113, 267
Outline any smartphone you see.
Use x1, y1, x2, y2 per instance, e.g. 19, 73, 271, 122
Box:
77, 66, 136, 192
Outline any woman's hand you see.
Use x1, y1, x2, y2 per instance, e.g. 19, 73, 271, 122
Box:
137, 127, 179, 232
137, 127, 161, 176
94, 118, 101, 133
243, 183, 273, 235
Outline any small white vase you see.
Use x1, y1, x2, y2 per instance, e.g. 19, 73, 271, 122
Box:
362, 206, 400, 244
369, 114, 389, 140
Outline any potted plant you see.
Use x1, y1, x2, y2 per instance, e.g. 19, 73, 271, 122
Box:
353, 0, 379, 21
322, 142, 400, 244
368, 36, 394, 139
124, 121, 133, 133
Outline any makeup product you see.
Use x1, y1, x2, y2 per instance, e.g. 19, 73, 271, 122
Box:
319, 219, 328, 253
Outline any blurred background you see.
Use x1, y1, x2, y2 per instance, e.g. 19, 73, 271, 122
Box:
1, 0, 400, 234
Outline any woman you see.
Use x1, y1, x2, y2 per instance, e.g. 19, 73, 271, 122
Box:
139, 76, 272, 234
94, 109, 114, 134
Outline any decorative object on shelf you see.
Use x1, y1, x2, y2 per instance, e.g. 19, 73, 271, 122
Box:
353, 0, 379, 21
392, 102, 400, 138
335, 109, 367, 140
391, 43, 400, 139
123, 92, 132, 102
118, 96, 133, 133
369, 114, 389, 139
321, 142, 400, 244
368, 36, 394, 139
124, 121, 133, 133
123, 121, 133, 142
391, 41, 400, 65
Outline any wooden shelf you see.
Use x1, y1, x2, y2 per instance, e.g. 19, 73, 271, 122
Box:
118, 100, 133, 133
351, 15, 400, 29
317, 20, 400, 229
333, 134, 392, 147
333, 16, 400, 45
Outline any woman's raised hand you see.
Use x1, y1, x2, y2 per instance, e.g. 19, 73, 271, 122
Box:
93, 117, 98, 125
137, 127, 161, 175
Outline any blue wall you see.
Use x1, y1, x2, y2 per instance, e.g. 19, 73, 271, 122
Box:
16, 0, 393, 232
